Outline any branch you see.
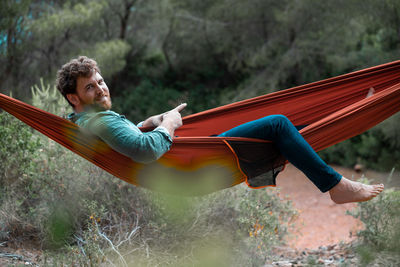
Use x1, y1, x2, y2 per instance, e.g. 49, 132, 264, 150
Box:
74, 234, 87, 257
161, 16, 176, 72
0, 253, 23, 260
0, 252, 36, 266
95, 223, 128, 267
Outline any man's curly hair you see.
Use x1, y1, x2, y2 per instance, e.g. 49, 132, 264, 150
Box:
56, 56, 101, 107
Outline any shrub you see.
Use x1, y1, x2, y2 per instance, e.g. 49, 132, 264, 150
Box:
49, 185, 296, 266
112, 79, 183, 121
349, 180, 400, 266
0, 112, 41, 189
320, 113, 400, 172
0, 111, 42, 240
140, 185, 296, 266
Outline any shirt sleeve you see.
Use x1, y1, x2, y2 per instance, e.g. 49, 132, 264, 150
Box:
85, 113, 172, 164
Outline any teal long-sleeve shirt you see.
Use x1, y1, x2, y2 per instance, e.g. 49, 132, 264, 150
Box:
68, 110, 173, 164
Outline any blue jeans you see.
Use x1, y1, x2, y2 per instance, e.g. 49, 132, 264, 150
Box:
218, 115, 342, 192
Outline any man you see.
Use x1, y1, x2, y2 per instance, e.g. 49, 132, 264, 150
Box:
57, 56, 384, 204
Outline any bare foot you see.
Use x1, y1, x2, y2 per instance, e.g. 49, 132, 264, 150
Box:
329, 177, 384, 204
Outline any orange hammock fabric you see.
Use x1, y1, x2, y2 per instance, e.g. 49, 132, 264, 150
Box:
1, 60, 400, 194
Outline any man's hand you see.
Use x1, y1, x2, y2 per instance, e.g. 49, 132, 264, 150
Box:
160, 103, 187, 137
141, 103, 187, 128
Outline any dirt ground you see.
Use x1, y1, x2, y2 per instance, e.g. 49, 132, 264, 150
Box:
275, 164, 390, 250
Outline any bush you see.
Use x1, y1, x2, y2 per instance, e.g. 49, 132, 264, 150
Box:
0, 111, 42, 240
112, 79, 183, 121
319, 131, 400, 171
320, 113, 400, 172
41, 185, 296, 266
0, 112, 41, 189
349, 183, 400, 266
138, 185, 297, 266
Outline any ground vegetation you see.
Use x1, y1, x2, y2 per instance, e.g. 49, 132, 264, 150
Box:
1, 0, 400, 264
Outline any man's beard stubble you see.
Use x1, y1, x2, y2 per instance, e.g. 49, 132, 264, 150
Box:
80, 95, 112, 112
93, 96, 112, 111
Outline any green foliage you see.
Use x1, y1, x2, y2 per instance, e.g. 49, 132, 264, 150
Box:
59, 185, 296, 266
231, 187, 296, 263
320, 114, 400, 171
0, 111, 41, 189
0, 110, 42, 241
0, 0, 31, 93
113, 80, 180, 122
4, 0, 400, 105
379, 112, 400, 150
349, 187, 400, 265
45, 203, 75, 248
31, 78, 71, 116
352, 189, 400, 252
84, 40, 131, 79
3, 0, 400, 264
112, 78, 183, 121
30, 1, 107, 43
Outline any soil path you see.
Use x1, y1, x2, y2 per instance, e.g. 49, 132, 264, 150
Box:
275, 164, 383, 250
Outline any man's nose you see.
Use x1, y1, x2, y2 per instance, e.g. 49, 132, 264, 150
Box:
95, 83, 105, 95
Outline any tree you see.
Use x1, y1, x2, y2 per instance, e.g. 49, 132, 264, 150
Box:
0, 0, 31, 96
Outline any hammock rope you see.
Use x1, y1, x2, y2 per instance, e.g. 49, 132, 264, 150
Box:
1, 60, 400, 194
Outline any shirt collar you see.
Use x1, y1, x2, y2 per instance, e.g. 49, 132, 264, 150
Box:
67, 112, 85, 123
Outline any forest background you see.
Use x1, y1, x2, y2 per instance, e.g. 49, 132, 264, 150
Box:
1, 0, 400, 266
2, 0, 400, 170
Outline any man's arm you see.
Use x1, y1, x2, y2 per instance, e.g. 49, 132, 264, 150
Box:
83, 113, 172, 164
83, 105, 185, 164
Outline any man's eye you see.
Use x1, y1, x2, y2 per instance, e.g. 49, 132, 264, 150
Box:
98, 80, 104, 84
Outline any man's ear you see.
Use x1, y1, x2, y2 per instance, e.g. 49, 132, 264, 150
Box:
66, 94, 80, 106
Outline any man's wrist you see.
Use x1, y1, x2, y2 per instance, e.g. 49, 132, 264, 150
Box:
159, 118, 176, 137
154, 126, 173, 141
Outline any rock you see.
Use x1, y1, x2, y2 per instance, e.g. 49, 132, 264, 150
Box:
327, 244, 336, 250
272, 260, 291, 266
333, 255, 340, 260
266, 242, 360, 266
354, 164, 364, 173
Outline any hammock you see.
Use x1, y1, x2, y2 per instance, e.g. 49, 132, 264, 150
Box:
1, 60, 400, 194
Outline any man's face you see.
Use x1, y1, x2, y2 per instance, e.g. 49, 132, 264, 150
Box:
73, 71, 112, 112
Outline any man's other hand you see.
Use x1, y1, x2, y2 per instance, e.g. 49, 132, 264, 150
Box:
160, 103, 187, 137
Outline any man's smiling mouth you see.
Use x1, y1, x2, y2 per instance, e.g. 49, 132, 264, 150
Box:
96, 96, 108, 102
